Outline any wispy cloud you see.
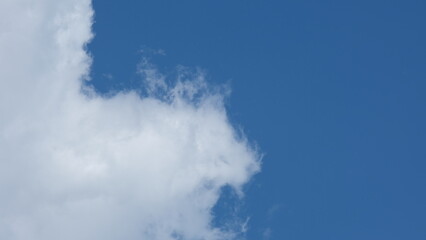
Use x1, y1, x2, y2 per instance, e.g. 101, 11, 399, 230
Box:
0, 1, 260, 239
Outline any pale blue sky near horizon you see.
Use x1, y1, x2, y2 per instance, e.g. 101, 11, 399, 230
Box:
88, 0, 426, 239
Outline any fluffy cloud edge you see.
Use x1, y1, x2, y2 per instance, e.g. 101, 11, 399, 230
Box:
0, 1, 261, 239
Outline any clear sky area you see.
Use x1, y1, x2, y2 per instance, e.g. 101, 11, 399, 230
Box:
88, 1, 426, 239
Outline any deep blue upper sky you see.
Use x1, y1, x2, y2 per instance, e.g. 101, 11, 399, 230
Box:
88, 0, 426, 239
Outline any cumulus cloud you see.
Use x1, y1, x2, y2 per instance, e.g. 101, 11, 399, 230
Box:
0, 0, 260, 240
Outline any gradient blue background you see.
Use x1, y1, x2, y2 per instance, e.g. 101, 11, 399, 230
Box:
88, 1, 426, 239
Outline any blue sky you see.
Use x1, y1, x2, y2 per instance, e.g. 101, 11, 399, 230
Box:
0, 0, 425, 239
88, 1, 426, 239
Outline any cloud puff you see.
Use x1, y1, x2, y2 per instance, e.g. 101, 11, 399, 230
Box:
0, 1, 260, 240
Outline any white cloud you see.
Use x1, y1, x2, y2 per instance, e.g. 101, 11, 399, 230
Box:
0, 1, 260, 240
